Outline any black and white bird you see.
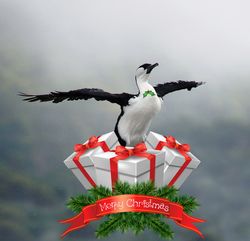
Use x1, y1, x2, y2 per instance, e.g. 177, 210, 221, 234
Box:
19, 63, 204, 146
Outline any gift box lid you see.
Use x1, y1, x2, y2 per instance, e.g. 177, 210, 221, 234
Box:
82, 131, 118, 149
64, 131, 119, 169
146, 131, 168, 148
165, 150, 200, 169
92, 149, 165, 176
146, 132, 200, 169
64, 148, 99, 169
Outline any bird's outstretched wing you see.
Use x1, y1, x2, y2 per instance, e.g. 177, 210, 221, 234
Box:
19, 88, 133, 106
154, 81, 205, 98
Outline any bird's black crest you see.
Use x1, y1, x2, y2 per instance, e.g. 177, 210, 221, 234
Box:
138, 63, 151, 70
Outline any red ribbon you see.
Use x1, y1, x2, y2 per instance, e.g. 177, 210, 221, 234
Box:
73, 136, 110, 187
155, 136, 192, 187
59, 194, 205, 238
110, 143, 156, 188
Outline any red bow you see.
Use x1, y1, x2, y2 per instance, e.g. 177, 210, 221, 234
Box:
114, 143, 147, 158
74, 136, 100, 159
110, 143, 156, 188
163, 136, 191, 162
155, 135, 192, 187
73, 136, 110, 188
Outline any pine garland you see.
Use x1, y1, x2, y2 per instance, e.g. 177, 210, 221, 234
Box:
67, 181, 199, 239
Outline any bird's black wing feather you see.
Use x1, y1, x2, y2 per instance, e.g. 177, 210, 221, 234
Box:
19, 88, 133, 106
154, 80, 204, 98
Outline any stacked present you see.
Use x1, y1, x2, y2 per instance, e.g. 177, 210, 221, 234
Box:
146, 132, 200, 188
64, 131, 200, 190
64, 132, 118, 189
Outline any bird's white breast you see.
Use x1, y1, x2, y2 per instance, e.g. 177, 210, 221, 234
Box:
117, 93, 162, 146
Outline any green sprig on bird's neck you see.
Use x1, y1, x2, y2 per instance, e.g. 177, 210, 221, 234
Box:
143, 90, 155, 98
67, 182, 199, 239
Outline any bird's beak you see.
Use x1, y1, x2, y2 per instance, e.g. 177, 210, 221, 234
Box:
146, 63, 159, 74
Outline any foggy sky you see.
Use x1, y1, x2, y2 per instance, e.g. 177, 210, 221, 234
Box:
1, 0, 250, 125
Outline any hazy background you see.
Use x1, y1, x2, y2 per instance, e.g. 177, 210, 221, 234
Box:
1, 0, 250, 241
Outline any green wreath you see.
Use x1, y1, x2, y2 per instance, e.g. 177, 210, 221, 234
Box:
67, 181, 199, 239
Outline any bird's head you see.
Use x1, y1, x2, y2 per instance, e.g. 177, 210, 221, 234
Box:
135, 63, 159, 82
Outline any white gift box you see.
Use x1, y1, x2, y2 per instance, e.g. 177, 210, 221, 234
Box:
64, 132, 119, 189
91, 148, 165, 189
146, 132, 201, 188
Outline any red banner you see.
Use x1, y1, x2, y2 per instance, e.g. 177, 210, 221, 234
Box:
60, 194, 205, 238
